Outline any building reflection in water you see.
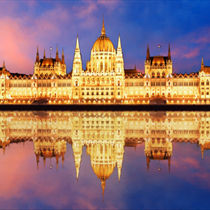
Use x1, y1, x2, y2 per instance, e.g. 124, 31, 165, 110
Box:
0, 111, 210, 199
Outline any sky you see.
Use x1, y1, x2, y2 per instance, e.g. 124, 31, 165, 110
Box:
0, 0, 210, 75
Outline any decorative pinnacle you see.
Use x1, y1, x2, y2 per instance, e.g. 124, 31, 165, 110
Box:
101, 14, 106, 35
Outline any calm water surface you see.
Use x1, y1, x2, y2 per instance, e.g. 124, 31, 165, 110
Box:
0, 111, 210, 209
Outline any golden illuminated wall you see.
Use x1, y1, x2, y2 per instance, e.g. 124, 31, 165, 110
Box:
0, 22, 210, 104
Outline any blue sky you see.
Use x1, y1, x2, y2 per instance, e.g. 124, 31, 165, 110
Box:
0, 0, 210, 74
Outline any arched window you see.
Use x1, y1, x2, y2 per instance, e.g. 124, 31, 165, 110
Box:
75, 81, 78, 86
105, 62, 107, 71
100, 62, 103, 71
106, 78, 109, 84
162, 72, 165, 77
206, 80, 209, 86
152, 72, 155, 78
118, 80, 120, 86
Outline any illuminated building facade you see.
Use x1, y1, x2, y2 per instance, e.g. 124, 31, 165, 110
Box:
0, 18, 209, 104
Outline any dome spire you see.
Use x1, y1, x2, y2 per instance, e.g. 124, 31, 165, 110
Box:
43, 49, 46, 59
101, 179, 106, 202
101, 14, 106, 35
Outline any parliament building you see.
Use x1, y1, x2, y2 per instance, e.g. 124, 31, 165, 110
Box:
0, 18, 210, 105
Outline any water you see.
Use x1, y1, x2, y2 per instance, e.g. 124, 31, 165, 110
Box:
0, 111, 210, 209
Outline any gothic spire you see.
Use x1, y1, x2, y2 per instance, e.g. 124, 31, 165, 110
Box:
118, 34, 121, 49
3, 61, 5, 70
56, 45, 59, 62
101, 14, 106, 35
62, 49, 65, 64
36, 46, 39, 62
146, 44, 150, 61
168, 43, 171, 60
43, 49, 46, 59
76, 35, 80, 50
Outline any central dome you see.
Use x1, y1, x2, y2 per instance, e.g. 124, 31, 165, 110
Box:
92, 17, 115, 52
92, 35, 115, 52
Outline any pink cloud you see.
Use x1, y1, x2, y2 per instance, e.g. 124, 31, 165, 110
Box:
182, 47, 200, 59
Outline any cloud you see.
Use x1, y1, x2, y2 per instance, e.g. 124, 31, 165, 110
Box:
182, 47, 200, 59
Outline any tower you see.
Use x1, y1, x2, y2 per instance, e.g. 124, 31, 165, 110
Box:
72, 35, 82, 75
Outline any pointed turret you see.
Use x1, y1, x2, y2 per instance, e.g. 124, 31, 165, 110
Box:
168, 157, 171, 173
146, 44, 150, 61
146, 156, 150, 172
62, 49, 65, 64
118, 167, 121, 182
76, 165, 80, 180
43, 157, 46, 167
36, 154, 40, 170
101, 15, 106, 36
36, 46, 39, 62
2, 61, 5, 71
43, 49, 46, 59
168, 43, 171, 60
62, 152, 65, 167
76, 35, 80, 50
56, 155, 59, 170
56, 45, 59, 62
117, 34, 122, 49
201, 57, 204, 71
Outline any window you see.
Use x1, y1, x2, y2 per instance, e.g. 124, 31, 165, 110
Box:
118, 92, 120, 95
151, 82, 155, 86
101, 92, 104, 95
100, 62, 103, 71
92, 92, 94, 95
111, 92, 113, 95
106, 92, 108, 95
207, 81, 209, 85
201, 82, 204, 85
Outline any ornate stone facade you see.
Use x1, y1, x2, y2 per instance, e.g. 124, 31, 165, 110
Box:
0, 18, 209, 104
